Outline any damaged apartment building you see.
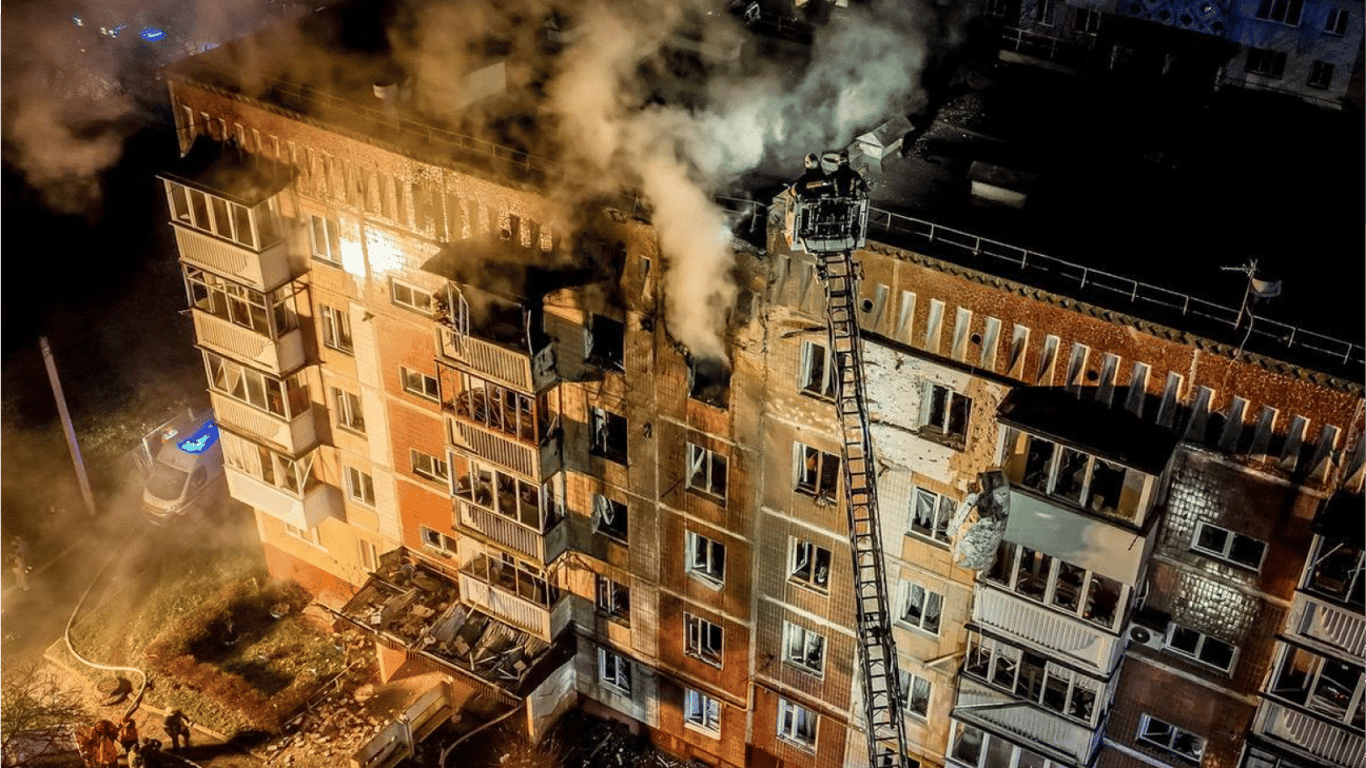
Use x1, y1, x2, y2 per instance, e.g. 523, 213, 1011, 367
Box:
156, 1, 1364, 767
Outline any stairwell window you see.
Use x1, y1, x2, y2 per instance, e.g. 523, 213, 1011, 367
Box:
595, 576, 630, 622
922, 384, 971, 448
598, 648, 632, 695
798, 341, 835, 398
789, 539, 832, 591
794, 443, 840, 502
684, 689, 721, 734
777, 698, 817, 750
899, 581, 943, 635
685, 531, 726, 586
1137, 715, 1206, 763
685, 613, 724, 667
592, 494, 629, 544
345, 466, 375, 506
590, 408, 628, 465
686, 443, 728, 501
782, 621, 826, 675
1191, 522, 1267, 571
909, 487, 956, 544
1164, 625, 1237, 673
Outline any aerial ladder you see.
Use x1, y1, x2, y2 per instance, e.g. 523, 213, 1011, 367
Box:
786, 152, 910, 768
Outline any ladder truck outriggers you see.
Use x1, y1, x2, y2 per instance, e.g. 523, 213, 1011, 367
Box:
786, 151, 911, 768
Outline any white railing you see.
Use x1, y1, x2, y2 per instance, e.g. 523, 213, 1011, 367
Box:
459, 501, 544, 561
972, 586, 1124, 675
449, 418, 545, 479
954, 678, 1098, 766
209, 392, 317, 454
1291, 592, 1366, 657
192, 311, 305, 375
439, 329, 535, 392
224, 466, 341, 529
175, 226, 292, 292
457, 572, 551, 638
1255, 700, 1366, 768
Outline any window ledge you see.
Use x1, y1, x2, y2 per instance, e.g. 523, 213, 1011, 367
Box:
337, 424, 368, 439
683, 722, 721, 739
595, 530, 629, 547
782, 660, 824, 679
914, 428, 967, 452
777, 736, 817, 754
687, 573, 724, 591
906, 531, 953, 550
685, 651, 724, 669
787, 578, 831, 596
685, 488, 727, 506
312, 256, 343, 269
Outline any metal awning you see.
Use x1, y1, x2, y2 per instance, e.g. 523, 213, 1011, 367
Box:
997, 387, 1179, 476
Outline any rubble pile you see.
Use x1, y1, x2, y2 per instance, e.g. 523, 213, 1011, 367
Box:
259, 634, 379, 768
557, 717, 689, 768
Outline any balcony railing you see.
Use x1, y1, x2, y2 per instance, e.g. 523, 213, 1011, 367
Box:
175, 225, 293, 292
210, 391, 318, 455
192, 310, 305, 375
972, 586, 1124, 675
447, 416, 562, 481
953, 677, 1101, 767
1254, 700, 1366, 768
457, 501, 568, 564
457, 570, 568, 640
224, 466, 342, 530
437, 327, 556, 393
1290, 592, 1366, 657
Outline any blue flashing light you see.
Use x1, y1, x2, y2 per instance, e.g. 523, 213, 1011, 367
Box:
110, 24, 128, 37
178, 420, 219, 454
140, 27, 166, 41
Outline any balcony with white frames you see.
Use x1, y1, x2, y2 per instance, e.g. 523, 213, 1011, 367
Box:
457, 555, 570, 640
224, 466, 341, 530
192, 311, 305, 376
1289, 591, 1366, 658
210, 392, 318, 455
456, 500, 568, 564
176, 226, 292, 293
971, 584, 1124, 675
1253, 700, 1366, 768
436, 326, 556, 393
952, 677, 1103, 768
445, 415, 562, 481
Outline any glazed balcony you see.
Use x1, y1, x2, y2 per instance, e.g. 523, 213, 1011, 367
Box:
1253, 700, 1366, 768
455, 499, 569, 564
971, 585, 1125, 676
457, 554, 570, 640
952, 678, 1103, 768
224, 465, 341, 529
210, 391, 317, 455
176, 225, 293, 293
436, 326, 555, 393
1289, 591, 1366, 660
193, 311, 305, 376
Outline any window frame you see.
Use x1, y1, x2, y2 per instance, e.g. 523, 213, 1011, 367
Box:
1254, 0, 1304, 26
333, 387, 366, 434
589, 407, 629, 464
1246, 47, 1288, 79
782, 621, 827, 676
1308, 60, 1335, 90
985, 541, 1127, 631
400, 366, 440, 401
595, 575, 630, 622
1325, 7, 1349, 34
320, 304, 354, 353
683, 688, 722, 735
793, 442, 840, 502
922, 382, 972, 448
964, 634, 1102, 726
898, 580, 944, 636
1164, 624, 1238, 673
789, 538, 832, 592
776, 697, 817, 750
1136, 714, 1207, 763
592, 493, 629, 544
909, 486, 957, 545
587, 314, 626, 372
1003, 428, 1154, 524
685, 530, 726, 586
309, 214, 342, 265
686, 442, 728, 502
1268, 643, 1366, 725
898, 670, 932, 719
598, 647, 632, 695
684, 612, 725, 667
1190, 521, 1268, 571
798, 340, 835, 399
345, 466, 375, 507
410, 449, 449, 484
390, 277, 434, 315
419, 524, 456, 557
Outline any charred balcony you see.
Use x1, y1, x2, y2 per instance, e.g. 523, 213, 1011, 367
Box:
335, 548, 572, 697
161, 137, 296, 294
438, 365, 564, 481
449, 453, 568, 564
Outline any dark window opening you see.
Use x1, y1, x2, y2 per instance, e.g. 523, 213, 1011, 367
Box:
688, 356, 731, 408
588, 315, 626, 371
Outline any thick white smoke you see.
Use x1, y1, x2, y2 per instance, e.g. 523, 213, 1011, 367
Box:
545, 0, 930, 360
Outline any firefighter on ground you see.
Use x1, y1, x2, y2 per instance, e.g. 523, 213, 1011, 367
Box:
118, 714, 139, 755
162, 710, 192, 750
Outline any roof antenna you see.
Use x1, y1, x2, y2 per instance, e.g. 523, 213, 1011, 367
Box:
1219, 257, 1281, 355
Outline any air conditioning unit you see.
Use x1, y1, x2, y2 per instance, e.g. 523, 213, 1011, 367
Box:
1126, 623, 1166, 651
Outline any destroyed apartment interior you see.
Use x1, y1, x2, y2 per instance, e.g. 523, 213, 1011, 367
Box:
28, 0, 1363, 765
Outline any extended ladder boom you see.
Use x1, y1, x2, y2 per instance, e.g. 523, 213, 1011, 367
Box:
817, 248, 910, 768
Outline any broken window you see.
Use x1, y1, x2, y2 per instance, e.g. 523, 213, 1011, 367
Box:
593, 494, 628, 543
923, 384, 971, 447
1165, 625, 1237, 673
1271, 645, 1365, 724
590, 408, 628, 464
390, 277, 433, 315
1137, 715, 1206, 762
988, 542, 1126, 629
790, 539, 831, 591
1015, 547, 1053, 601
794, 443, 840, 501
598, 648, 631, 694
205, 352, 306, 418
687, 443, 728, 501
587, 315, 626, 372
419, 524, 456, 556
688, 357, 731, 408
684, 689, 721, 733
686, 531, 726, 585
1003, 428, 1153, 524
685, 613, 724, 666
1191, 522, 1268, 571
798, 341, 835, 398
453, 374, 537, 442
898, 671, 931, 718
595, 575, 630, 622
185, 267, 298, 339
910, 487, 957, 544
1306, 537, 1365, 607
900, 581, 943, 634
782, 621, 825, 675
964, 635, 1103, 726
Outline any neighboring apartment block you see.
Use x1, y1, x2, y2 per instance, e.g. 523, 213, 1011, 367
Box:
158, 3, 1363, 768
981, 0, 1364, 107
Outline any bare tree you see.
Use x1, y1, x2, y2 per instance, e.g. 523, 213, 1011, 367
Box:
1, 664, 89, 767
